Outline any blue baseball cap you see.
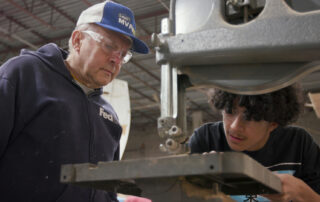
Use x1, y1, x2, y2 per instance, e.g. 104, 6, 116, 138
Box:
77, 1, 149, 54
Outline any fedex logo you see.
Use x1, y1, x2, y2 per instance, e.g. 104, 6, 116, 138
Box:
99, 107, 114, 122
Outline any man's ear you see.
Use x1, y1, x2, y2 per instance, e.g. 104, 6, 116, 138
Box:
71, 30, 82, 53
268, 122, 279, 133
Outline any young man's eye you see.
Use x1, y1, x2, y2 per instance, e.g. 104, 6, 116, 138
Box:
226, 109, 235, 115
223, 110, 232, 116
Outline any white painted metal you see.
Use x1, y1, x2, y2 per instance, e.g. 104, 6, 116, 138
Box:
102, 79, 131, 160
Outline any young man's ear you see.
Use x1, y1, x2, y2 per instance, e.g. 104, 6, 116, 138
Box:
71, 30, 83, 53
268, 122, 279, 133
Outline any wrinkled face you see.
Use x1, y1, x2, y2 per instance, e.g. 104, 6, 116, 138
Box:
73, 26, 132, 88
222, 105, 278, 152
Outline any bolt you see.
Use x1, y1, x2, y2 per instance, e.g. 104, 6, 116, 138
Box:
172, 126, 177, 132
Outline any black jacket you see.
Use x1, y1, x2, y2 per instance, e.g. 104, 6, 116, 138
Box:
0, 43, 121, 202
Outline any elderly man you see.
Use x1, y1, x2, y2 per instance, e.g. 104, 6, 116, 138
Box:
189, 85, 320, 202
0, 1, 148, 202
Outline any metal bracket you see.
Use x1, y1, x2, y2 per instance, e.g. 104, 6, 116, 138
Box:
153, 17, 189, 154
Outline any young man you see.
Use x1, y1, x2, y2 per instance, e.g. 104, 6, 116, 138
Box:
0, 1, 148, 202
189, 85, 320, 202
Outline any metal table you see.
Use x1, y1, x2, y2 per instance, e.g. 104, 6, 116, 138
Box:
61, 152, 281, 201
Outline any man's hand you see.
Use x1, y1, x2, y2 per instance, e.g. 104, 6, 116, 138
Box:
203, 150, 219, 155
124, 196, 151, 202
262, 174, 320, 202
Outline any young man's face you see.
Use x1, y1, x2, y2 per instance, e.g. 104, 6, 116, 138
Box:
222, 105, 278, 152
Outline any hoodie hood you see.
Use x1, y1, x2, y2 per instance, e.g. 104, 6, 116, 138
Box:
20, 43, 103, 95
20, 43, 71, 80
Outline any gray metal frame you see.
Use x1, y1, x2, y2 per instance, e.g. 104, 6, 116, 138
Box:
155, 0, 320, 93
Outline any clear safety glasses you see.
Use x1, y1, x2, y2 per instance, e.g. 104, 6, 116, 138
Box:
81, 30, 133, 64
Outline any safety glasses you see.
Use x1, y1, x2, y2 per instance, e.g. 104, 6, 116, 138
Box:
81, 30, 132, 64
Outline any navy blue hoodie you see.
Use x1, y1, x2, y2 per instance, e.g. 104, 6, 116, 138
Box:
0, 43, 121, 202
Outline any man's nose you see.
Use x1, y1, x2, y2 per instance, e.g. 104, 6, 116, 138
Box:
109, 51, 122, 65
230, 115, 245, 131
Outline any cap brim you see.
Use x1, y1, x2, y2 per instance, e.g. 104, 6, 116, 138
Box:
96, 22, 149, 54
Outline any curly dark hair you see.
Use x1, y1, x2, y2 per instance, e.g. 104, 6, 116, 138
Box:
209, 85, 304, 127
